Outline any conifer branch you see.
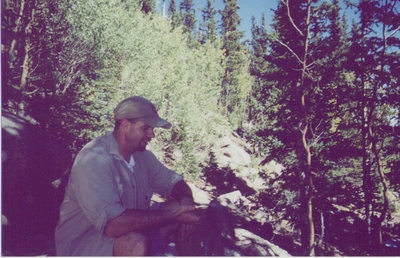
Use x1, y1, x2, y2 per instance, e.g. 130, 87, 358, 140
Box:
280, 0, 304, 36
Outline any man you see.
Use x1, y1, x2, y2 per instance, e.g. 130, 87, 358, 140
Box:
55, 96, 201, 256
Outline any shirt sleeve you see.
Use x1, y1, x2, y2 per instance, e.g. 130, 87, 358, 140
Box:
139, 151, 183, 196
71, 147, 126, 233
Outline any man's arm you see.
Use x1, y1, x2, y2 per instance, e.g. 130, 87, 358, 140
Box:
104, 203, 196, 238
105, 180, 198, 238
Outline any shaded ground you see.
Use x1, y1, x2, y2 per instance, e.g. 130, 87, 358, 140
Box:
1, 232, 56, 256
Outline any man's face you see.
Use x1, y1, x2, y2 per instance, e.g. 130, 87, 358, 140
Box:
125, 120, 155, 152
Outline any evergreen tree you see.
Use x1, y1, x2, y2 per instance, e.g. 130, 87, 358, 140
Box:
219, 0, 250, 127
168, 0, 181, 29
248, 14, 269, 125
179, 0, 196, 45
249, 0, 351, 254
199, 0, 218, 44
344, 0, 400, 254
138, 0, 155, 14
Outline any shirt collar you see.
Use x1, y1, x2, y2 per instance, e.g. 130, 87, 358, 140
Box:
105, 132, 136, 169
124, 155, 135, 173
106, 131, 124, 160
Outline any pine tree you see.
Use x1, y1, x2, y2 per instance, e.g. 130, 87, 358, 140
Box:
179, 0, 196, 45
219, 0, 250, 127
344, 0, 400, 254
168, 0, 181, 29
199, 0, 218, 44
248, 14, 269, 124
138, 0, 155, 14
251, 0, 351, 254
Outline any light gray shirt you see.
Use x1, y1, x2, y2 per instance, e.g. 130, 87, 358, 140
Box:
55, 132, 182, 256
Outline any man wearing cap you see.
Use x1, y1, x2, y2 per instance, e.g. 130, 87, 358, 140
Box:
55, 96, 201, 256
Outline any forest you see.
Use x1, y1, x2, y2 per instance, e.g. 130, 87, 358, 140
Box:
1, 0, 400, 256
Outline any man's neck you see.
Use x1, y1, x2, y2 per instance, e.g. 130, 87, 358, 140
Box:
112, 131, 135, 162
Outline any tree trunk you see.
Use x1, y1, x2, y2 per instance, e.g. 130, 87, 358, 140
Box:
369, 11, 390, 252
8, 0, 26, 69
299, 0, 315, 255
361, 78, 373, 254
372, 138, 389, 255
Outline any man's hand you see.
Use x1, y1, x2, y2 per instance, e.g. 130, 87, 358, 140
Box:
173, 204, 201, 246
177, 209, 200, 224
179, 196, 195, 206
170, 180, 201, 245
171, 203, 200, 224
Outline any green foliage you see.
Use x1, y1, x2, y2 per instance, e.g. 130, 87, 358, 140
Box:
179, 0, 197, 46
63, 1, 225, 176
2, 0, 227, 176
252, 0, 350, 171
1, 0, 100, 150
245, 0, 399, 254
342, 2, 400, 248
245, 0, 358, 254
200, 0, 218, 44
219, 0, 251, 128
138, 0, 156, 14
3, 0, 399, 254
168, 0, 182, 30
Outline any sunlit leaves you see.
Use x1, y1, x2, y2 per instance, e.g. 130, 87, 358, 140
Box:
63, 2, 226, 176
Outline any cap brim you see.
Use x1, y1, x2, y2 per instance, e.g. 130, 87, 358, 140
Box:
139, 117, 171, 129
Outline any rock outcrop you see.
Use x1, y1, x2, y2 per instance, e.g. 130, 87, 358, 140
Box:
2, 111, 72, 255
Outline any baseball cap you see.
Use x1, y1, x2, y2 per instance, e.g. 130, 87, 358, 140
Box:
113, 96, 171, 129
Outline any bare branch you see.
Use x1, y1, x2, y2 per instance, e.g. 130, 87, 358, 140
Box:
269, 33, 303, 64
387, 25, 400, 39
25, 87, 39, 95
280, 0, 304, 36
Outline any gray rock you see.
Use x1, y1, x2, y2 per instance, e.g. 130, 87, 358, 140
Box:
234, 228, 292, 256
2, 111, 71, 255
212, 135, 252, 169
188, 182, 211, 205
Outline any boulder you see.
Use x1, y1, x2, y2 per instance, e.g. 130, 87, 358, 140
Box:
187, 182, 211, 205
209, 133, 267, 195
217, 190, 243, 207
234, 228, 292, 256
2, 111, 71, 255
211, 135, 252, 169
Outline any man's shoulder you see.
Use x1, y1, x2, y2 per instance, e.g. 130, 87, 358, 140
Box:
76, 133, 116, 161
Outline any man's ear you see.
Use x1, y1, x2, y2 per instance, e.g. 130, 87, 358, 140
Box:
121, 119, 131, 131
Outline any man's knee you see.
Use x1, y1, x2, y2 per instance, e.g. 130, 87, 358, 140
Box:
113, 232, 149, 256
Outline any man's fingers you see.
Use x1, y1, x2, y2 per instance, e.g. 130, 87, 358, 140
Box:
179, 204, 195, 213
176, 208, 201, 223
